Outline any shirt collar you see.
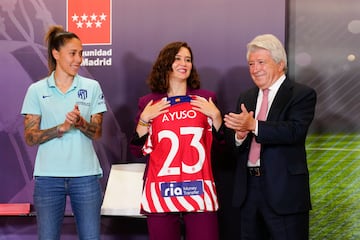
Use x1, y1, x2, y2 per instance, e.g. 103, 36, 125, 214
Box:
47, 71, 79, 90
268, 74, 286, 93
47, 71, 56, 88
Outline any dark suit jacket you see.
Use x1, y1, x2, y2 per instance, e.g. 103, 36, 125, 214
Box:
230, 78, 316, 215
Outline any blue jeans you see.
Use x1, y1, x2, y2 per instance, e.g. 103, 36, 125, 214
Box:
34, 175, 102, 240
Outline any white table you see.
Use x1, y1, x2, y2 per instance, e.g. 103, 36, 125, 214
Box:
101, 163, 146, 217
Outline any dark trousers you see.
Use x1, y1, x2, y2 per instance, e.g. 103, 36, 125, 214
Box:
146, 211, 219, 240
240, 175, 309, 240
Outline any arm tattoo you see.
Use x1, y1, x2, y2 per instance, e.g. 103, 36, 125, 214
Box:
77, 113, 103, 140
24, 114, 58, 146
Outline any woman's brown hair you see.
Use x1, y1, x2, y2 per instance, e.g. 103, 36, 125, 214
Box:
147, 42, 200, 93
44, 25, 80, 74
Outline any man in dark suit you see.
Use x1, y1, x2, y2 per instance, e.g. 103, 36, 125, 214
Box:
224, 34, 317, 240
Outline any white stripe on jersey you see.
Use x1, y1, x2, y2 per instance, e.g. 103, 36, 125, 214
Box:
192, 195, 205, 210
142, 126, 153, 155
204, 185, 213, 211
164, 195, 178, 212
141, 180, 151, 212
150, 182, 164, 212
205, 180, 218, 211
177, 196, 195, 211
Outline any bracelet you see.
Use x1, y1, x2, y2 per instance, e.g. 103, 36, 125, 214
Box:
56, 125, 64, 138
138, 118, 150, 127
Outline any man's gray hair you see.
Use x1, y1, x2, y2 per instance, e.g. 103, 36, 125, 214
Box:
246, 34, 287, 72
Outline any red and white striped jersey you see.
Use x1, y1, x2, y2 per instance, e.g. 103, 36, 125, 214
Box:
141, 95, 218, 213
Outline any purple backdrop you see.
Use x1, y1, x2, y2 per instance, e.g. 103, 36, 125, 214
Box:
0, 0, 285, 239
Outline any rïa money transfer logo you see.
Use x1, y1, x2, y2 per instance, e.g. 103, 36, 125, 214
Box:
160, 180, 203, 197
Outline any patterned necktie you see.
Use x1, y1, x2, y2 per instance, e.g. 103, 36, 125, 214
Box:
248, 88, 269, 164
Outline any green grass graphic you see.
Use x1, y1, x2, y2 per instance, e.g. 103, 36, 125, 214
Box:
307, 134, 360, 240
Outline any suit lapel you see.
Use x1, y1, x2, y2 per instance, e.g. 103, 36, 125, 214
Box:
244, 88, 258, 113
267, 79, 293, 120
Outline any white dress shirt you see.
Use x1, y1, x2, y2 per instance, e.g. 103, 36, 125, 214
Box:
235, 75, 286, 166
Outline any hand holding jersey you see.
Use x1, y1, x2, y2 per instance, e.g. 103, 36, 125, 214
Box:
141, 95, 218, 213
136, 98, 171, 137
190, 95, 222, 131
